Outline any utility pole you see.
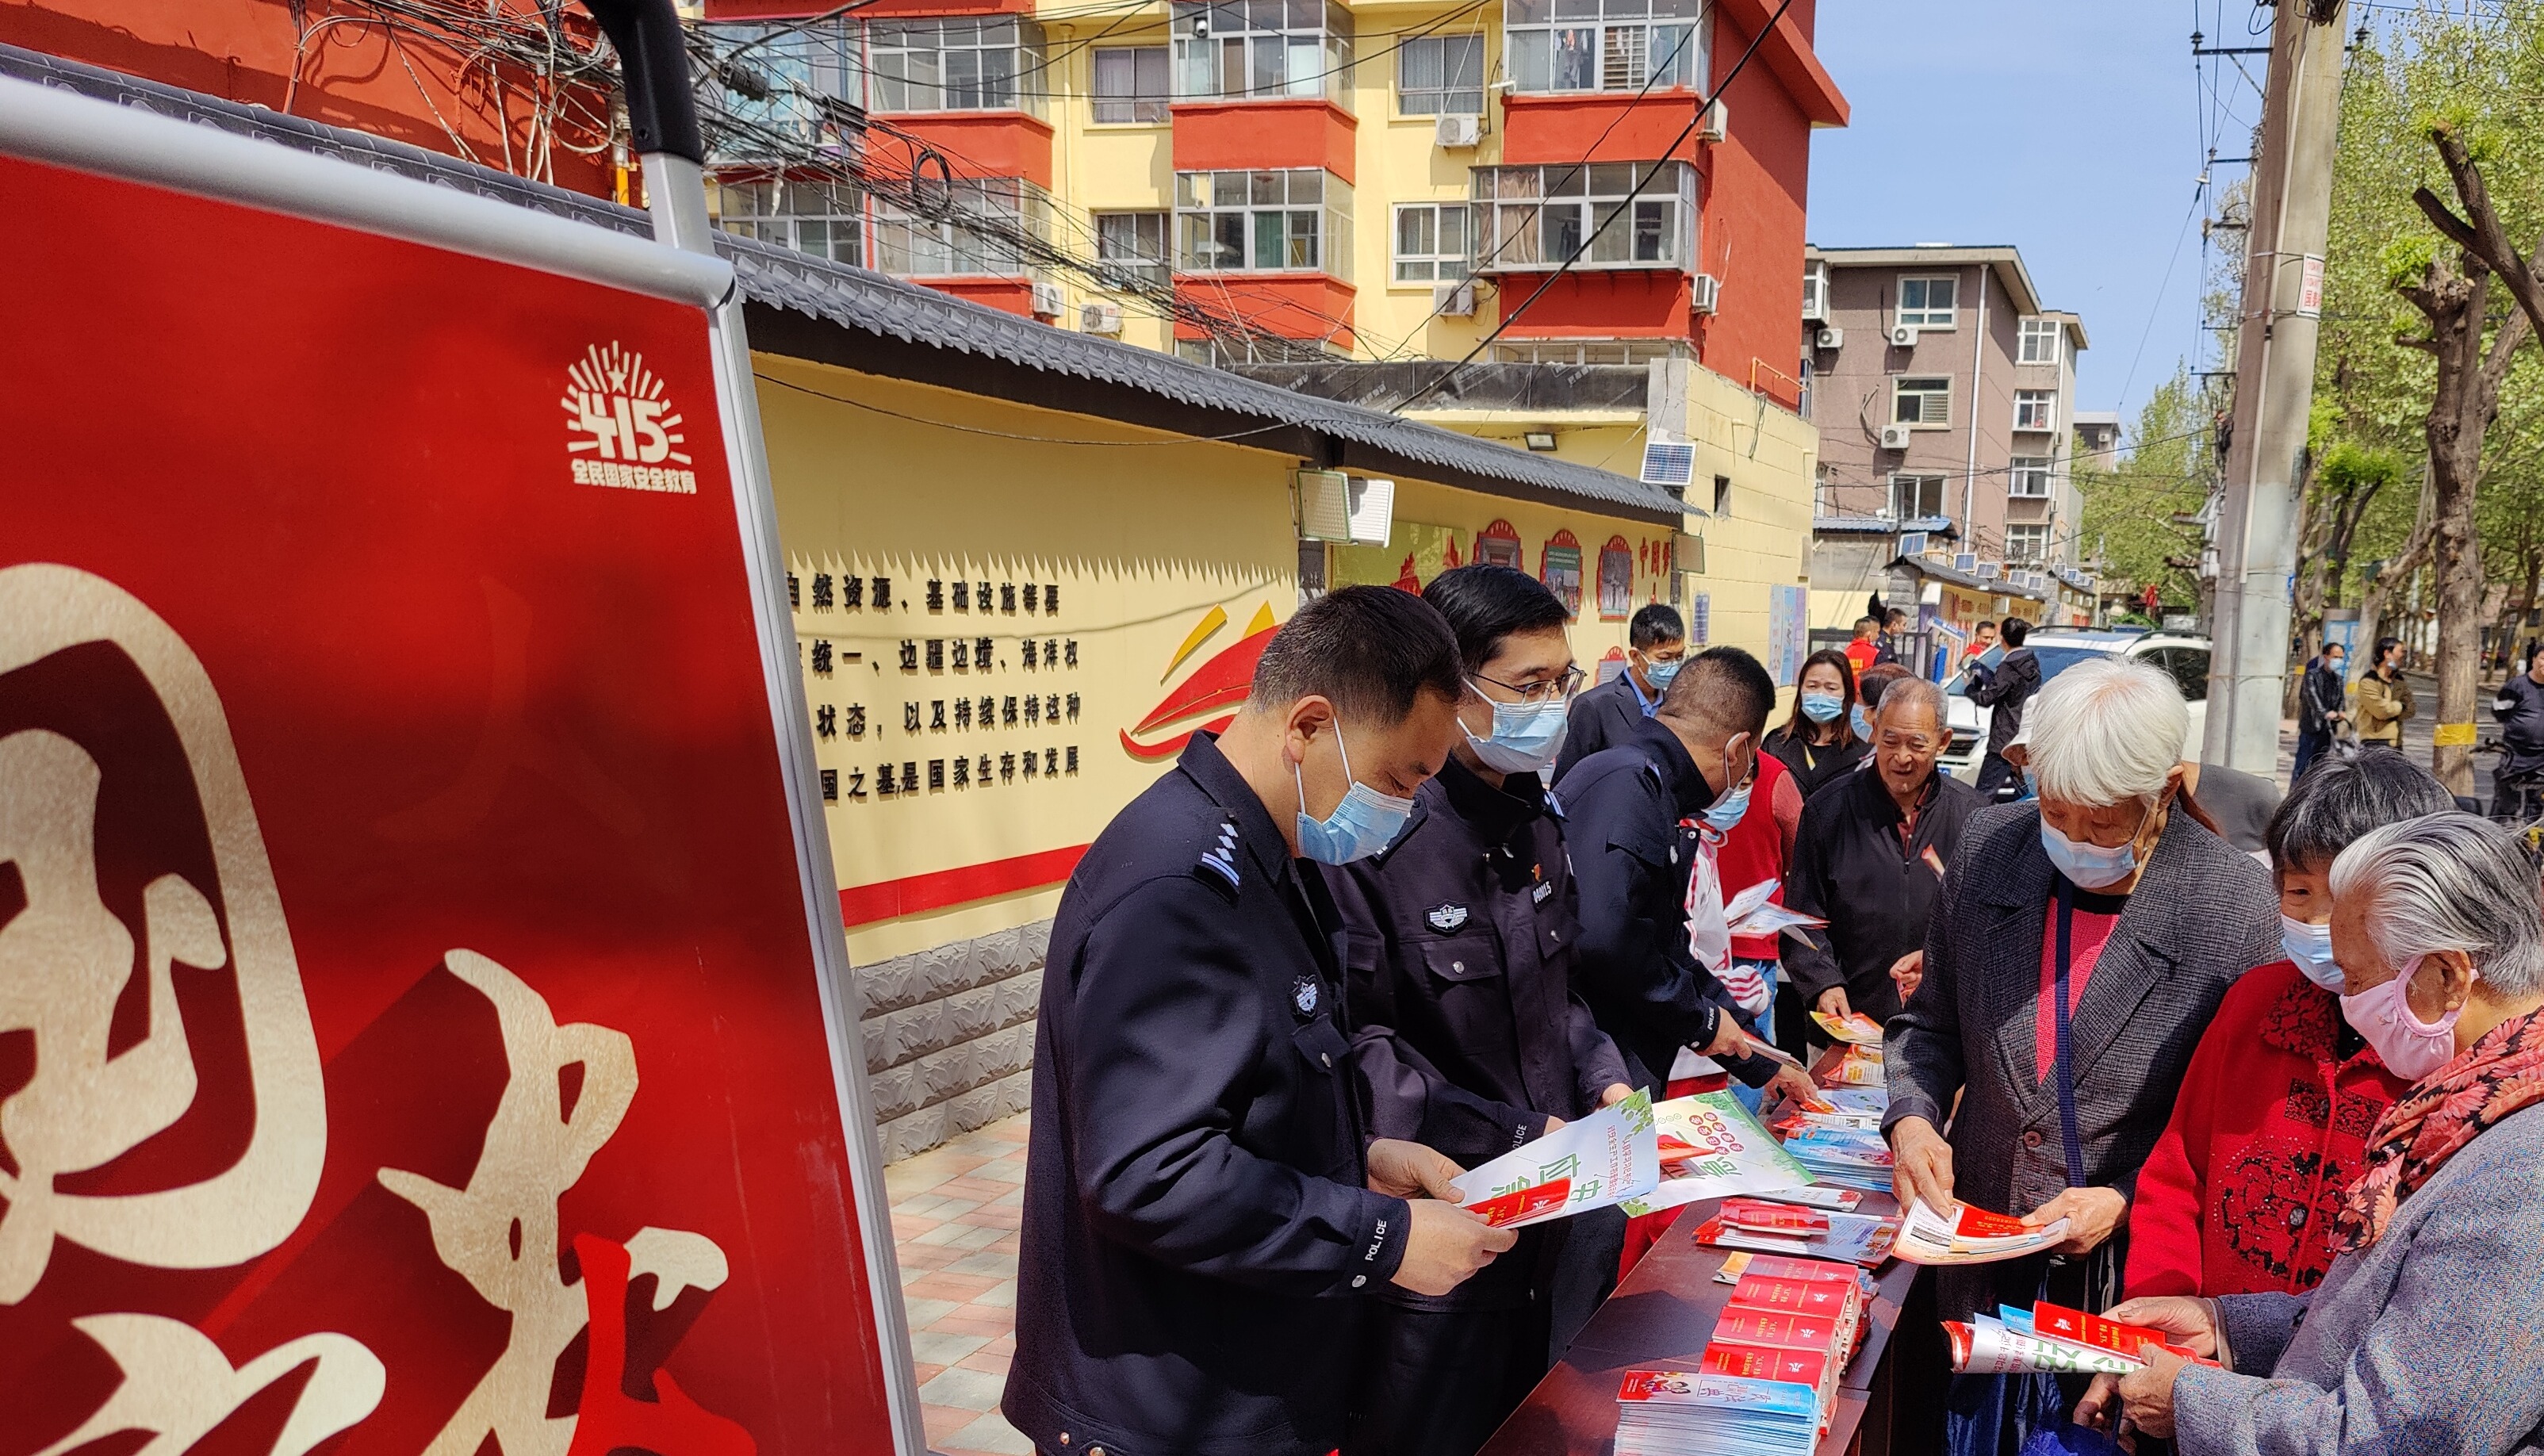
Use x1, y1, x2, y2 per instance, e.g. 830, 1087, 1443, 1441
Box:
2202, 0, 2351, 774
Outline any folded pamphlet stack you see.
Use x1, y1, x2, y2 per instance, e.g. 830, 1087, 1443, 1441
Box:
1615, 1256, 1864, 1456
1891, 1199, 2071, 1266
1944, 1300, 2216, 1375
1690, 1196, 1900, 1267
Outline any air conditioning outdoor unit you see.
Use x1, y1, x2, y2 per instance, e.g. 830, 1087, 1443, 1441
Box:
1814, 324, 1843, 351
1697, 98, 1729, 143
1692, 273, 1722, 314
1888, 323, 1921, 348
1433, 280, 1477, 316
1030, 281, 1066, 318
1879, 423, 1914, 450
1295, 469, 1395, 546
1435, 113, 1484, 148
1080, 301, 1124, 334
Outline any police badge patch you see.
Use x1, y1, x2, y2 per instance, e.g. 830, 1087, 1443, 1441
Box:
1425, 903, 1469, 931
1293, 976, 1320, 1017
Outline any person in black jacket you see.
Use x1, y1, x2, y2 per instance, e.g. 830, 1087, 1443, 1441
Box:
1324, 565, 1634, 1456
2493, 648, 2544, 819
1968, 615, 2041, 800
1552, 602, 1683, 782
1005, 587, 1531, 1456
2292, 640, 2348, 783
1781, 677, 1979, 1027
1554, 646, 1820, 1103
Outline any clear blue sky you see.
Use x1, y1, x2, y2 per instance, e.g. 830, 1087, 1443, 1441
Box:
1804, 0, 2254, 426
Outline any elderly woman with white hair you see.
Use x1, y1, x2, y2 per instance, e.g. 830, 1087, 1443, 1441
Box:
2078, 812, 2544, 1454
1880, 657, 2282, 1451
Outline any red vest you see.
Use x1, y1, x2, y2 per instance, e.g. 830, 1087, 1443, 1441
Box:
1715, 750, 1791, 961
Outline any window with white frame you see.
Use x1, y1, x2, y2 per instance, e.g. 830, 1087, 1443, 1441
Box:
1505, 0, 1704, 94
1896, 275, 1957, 328
714, 178, 864, 265
868, 17, 1046, 114
2013, 389, 2057, 431
2018, 316, 2062, 366
2009, 455, 2053, 496
1398, 33, 1485, 114
1893, 375, 1952, 427
1171, 0, 1354, 103
1092, 45, 1170, 122
1393, 203, 1469, 283
1175, 169, 1352, 274
1802, 259, 1829, 320
1473, 162, 1694, 272
872, 177, 1045, 277
1891, 473, 1947, 519
1096, 211, 1170, 287
2004, 523, 2050, 563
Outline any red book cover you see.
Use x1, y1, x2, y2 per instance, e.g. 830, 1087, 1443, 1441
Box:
1464, 1178, 1571, 1228
1729, 1272, 1854, 1316
2034, 1301, 2200, 1361
1953, 1205, 2040, 1240
1702, 1340, 1832, 1389
1713, 1305, 1845, 1354
1723, 1198, 1832, 1234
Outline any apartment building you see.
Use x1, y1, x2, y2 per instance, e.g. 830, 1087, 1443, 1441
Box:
1803, 243, 2086, 573
700, 0, 1845, 385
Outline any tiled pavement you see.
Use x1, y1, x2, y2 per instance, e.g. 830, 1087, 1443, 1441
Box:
887, 1112, 1034, 1456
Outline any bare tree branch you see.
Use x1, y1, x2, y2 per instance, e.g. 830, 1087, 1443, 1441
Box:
2413, 183, 2481, 251
2430, 122, 2544, 343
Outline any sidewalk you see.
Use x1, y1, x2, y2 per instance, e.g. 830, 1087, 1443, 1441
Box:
887, 1113, 1033, 1456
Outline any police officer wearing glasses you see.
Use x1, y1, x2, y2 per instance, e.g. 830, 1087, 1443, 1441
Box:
1005, 586, 1537, 1456
1321, 566, 1637, 1456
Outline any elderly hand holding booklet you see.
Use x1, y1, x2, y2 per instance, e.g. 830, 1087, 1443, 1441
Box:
1945, 1301, 2217, 1376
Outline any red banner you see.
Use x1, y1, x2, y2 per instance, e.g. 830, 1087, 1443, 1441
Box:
0, 156, 895, 1454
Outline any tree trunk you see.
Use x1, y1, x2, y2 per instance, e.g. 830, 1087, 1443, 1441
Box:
2429, 446, 2485, 793
2357, 470, 2435, 672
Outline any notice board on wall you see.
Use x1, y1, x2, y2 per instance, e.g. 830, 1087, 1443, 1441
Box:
0, 148, 898, 1454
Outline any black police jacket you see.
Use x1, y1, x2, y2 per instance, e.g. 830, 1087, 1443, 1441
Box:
1550, 715, 1776, 1092
1552, 669, 1653, 784
1004, 733, 1535, 1456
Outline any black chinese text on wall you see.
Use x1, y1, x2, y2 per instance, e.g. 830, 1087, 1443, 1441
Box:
789, 569, 1081, 805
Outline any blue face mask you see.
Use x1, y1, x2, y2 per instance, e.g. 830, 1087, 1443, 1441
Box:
1642, 656, 1683, 692
1699, 741, 1754, 833
1849, 704, 1872, 738
2039, 800, 2154, 890
1799, 692, 1845, 724
1464, 685, 1571, 775
1295, 722, 1417, 864
2281, 914, 2344, 990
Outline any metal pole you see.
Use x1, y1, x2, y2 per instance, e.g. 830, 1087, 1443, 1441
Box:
2203, 0, 2349, 772
580, 5, 929, 1451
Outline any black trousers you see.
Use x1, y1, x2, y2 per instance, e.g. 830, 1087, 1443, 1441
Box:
1975, 750, 2017, 800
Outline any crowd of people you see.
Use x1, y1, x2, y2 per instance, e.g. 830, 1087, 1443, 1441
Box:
999, 570, 2544, 1456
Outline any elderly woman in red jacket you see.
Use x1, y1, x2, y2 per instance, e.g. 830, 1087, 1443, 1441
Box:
2121, 746, 2455, 1298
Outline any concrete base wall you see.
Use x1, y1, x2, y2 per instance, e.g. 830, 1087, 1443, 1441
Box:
858, 919, 1048, 1163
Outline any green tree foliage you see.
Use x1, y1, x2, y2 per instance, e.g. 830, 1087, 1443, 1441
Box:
2075, 368, 2214, 614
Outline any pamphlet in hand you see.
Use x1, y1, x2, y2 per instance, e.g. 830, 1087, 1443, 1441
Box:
1943, 1301, 2213, 1375
1808, 1010, 1885, 1045
1723, 876, 1829, 940
1619, 1091, 1814, 1217
1891, 1198, 2070, 1266
1450, 1089, 1658, 1229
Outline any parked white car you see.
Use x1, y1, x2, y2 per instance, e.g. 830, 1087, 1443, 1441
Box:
1940, 629, 2213, 786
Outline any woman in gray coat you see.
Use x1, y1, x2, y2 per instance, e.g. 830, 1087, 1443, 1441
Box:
2078, 812, 2544, 1454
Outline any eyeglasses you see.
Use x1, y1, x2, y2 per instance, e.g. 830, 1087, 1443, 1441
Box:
1472, 665, 1586, 705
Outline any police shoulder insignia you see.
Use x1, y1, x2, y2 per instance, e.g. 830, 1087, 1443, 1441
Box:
1193, 819, 1242, 899
1531, 880, 1555, 905
1424, 902, 1469, 932
1293, 975, 1320, 1017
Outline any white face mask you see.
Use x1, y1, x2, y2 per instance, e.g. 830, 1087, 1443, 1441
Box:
2281, 915, 2343, 990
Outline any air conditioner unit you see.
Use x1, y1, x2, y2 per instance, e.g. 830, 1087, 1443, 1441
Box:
1954, 552, 1979, 573
1697, 98, 1729, 143
1814, 324, 1843, 351
1879, 423, 1914, 450
1435, 113, 1484, 148
1079, 301, 1124, 334
1888, 323, 1920, 348
1029, 281, 1065, 318
1692, 273, 1722, 314
1295, 469, 1395, 546
1433, 280, 1477, 317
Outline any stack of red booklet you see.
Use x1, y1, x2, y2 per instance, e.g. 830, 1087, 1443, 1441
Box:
1694, 1256, 1861, 1432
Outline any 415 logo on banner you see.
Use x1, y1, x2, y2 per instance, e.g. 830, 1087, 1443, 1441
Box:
565, 341, 699, 494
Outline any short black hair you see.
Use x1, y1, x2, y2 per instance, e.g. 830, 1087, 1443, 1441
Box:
2268, 744, 2454, 875
1630, 603, 1685, 650
2001, 617, 2031, 646
2374, 636, 2402, 661
1884, 607, 1908, 625
1422, 565, 1569, 672
1248, 584, 1465, 722
1856, 661, 1908, 708
1854, 616, 1879, 633
1659, 645, 1776, 739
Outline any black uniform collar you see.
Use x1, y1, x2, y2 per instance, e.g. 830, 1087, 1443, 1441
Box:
1436, 756, 1548, 840
1176, 730, 1298, 884
1626, 713, 1718, 819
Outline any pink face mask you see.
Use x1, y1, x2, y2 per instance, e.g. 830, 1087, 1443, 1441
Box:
2339, 956, 2465, 1081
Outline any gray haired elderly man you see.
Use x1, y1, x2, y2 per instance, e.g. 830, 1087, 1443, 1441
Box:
1881, 657, 2279, 1448
2079, 812, 2544, 1454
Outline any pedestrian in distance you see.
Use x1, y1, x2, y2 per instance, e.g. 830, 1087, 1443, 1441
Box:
2291, 638, 2349, 782
1320, 565, 1636, 1456
1004, 586, 1527, 1456
1552, 602, 1682, 783
2352, 636, 2414, 749
2488, 644, 2544, 822
1844, 615, 1882, 677
1968, 615, 2040, 801
1766, 647, 1868, 802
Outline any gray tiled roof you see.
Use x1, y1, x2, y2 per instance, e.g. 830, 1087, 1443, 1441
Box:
2, 41, 1686, 524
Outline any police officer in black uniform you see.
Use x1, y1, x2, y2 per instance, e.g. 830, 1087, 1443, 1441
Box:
1554, 646, 1818, 1102
1004, 586, 1530, 1456
1323, 565, 1636, 1456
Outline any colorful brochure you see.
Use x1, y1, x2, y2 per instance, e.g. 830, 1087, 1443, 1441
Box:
1692, 1206, 1900, 1268
1809, 1010, 1886, 1045
1618, 1091, 1814, 1217
1614, 1370, 1820, 1456
1448, 1088, 1657, 1230
1891, 1199, 2070, 1266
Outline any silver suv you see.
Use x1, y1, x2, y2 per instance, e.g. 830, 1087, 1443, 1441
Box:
1941, 629, 2213, 784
